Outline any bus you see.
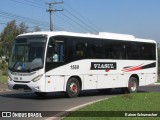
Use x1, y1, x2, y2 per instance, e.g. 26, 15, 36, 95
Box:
8, 31, 157, 98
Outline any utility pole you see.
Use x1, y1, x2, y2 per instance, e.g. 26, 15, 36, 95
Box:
46, 1, 63, 31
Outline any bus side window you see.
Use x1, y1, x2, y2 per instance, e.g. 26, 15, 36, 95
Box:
76, 44, 84, 58
46, 38, 64, 63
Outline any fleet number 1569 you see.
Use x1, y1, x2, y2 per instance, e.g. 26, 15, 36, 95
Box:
70, 65, 79, 70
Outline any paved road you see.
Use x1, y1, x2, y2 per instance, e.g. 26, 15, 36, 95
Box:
138, 84, 160, 92
0, 84, 159, 120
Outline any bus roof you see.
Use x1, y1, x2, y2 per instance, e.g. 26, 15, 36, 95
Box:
17, 31, 156, 43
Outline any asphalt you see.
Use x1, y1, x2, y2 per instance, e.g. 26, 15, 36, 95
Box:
0, 83, 159, 93
0, 83, 159, 120
0, 83, 10, 92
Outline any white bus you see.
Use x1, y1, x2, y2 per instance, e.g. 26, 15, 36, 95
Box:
8, 31, 157, 98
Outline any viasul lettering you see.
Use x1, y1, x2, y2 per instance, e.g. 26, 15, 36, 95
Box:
91, 62, 117, 70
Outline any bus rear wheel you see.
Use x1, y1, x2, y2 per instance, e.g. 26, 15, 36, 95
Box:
128, 77, 138, 93
65, 78, 80, 98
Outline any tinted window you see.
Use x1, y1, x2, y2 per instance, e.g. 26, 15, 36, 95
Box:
104, 40, 126, 59
68, 37, 87, 61
67, 37, 104, 60
56, 36, 156, 62
87, 39, 103, 59
45, 36, 66, 72
140, 43, 156, 60
126, 42, 140, 60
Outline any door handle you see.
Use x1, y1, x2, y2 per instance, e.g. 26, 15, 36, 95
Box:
60, 75, 65, 77
46, 75, 51, 77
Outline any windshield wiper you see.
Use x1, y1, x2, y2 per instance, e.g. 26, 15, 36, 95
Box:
11, 61, 18, 71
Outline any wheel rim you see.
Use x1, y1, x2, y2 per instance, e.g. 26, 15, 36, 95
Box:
130, 81, 137, 92
70, 83, 77, 93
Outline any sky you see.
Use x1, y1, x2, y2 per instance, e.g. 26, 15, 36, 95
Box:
0, 0, 160, 43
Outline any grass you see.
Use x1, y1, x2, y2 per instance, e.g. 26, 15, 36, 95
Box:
0, 69, 8, 84
0, 75, 7, 84
63, 93, 160, 120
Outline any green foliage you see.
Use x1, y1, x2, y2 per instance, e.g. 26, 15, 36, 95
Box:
0, 42, 3, 57
34, 25, 41, 32
0, 60, 8, 74
158, 48, 160, 74
0, 19, 41, 73
0, 76, 7, 84
0, 20, 29, 70
1, 20, 18, 43
0, 20, 19, 59
18, 22, 28, 34
64, 93, 160, 120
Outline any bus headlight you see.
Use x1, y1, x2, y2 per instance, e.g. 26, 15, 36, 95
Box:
8, 75, 12, 81
32, 74, 43, 82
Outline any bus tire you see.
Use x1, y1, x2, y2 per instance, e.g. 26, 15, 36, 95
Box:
34, 92, 47, 97
128, 77, 138, 93
65, 78, 80, 98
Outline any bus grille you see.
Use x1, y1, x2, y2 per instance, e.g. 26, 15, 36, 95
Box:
14, 81, 30, 83
13, 84, 32, 91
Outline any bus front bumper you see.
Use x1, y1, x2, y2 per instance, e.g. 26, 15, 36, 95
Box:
8, 80, 45, 92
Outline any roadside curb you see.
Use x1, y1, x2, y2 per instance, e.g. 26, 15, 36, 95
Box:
45, 83, 160, 120
153, 83, 160, 85
45, 97, 111, 120
0, 89, 11, 92
0, 83, 10, 93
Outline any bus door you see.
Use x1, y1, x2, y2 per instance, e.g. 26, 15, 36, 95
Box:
45, 38, 66, 92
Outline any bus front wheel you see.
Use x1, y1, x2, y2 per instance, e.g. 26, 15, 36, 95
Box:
65, 78, 80, 98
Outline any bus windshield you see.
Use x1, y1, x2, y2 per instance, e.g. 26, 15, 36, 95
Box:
8, 36, 47, 72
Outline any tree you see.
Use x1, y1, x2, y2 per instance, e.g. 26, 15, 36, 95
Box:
158, 48, 160, 74
0, 20, 19, 61
19, 22, 28, 34
0, 42, 3, 59
34, 26, 41, 32
0, 20, 29, 72
0, 20, 30, 61
0, 20, 18, 43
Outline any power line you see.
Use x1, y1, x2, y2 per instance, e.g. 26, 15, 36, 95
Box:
0, 23, 6, 24
10, 0, 46, 9
10, 0, 100, 33
53, 13, 85, 32
65, 2, 101, 31
35, 0, 46, 4
24, 0, 46, 7
58, 2, 99, 33
0, 10, 49, 27
0, 10, 52, 31
10, 0, 62, 31
60, 12, 90, 32
0, 21, 48, 31
46, 1, 64, 31
64, 8, 98, 33
22, 0, 98, 32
